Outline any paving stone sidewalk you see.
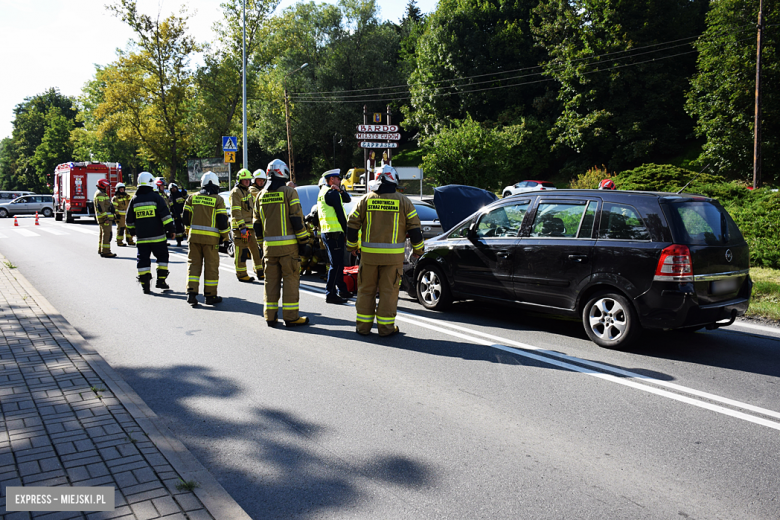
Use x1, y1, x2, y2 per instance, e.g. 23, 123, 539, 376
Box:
0, 256, 251, 520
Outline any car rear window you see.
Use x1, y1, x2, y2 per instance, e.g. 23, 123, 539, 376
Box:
665, 201, 744, 246
599, 203, 651, 241
414, 204, 438, 221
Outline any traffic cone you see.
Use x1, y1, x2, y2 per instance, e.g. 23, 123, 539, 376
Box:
14, 216, 18, 226
35, 212, 40, 225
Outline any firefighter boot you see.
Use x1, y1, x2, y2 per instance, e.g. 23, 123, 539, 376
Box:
126, 237, 135, 246
138, 274, 152, 294
156, 279, 170, 291
101, 252, 117, 258
187, 293, 199, 307
205, 295, 223, 305
285, 316, 309, 327
117, 239, 126, 247
237, 274, 254, 283
256, 268, 264, 281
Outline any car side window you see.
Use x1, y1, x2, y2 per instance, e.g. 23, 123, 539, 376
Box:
448, 220, 472, 239
531, 202, 587, 238
476, 202, 530, 238
599, 203, 651, 240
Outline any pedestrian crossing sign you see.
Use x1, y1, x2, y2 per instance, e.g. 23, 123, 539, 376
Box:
222, 136, 238, 152
224, 152, 236, 163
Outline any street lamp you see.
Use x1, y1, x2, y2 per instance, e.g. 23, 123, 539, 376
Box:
284, 62, 308, 184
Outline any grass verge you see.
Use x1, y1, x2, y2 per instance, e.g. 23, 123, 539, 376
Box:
746, 267, 780, 322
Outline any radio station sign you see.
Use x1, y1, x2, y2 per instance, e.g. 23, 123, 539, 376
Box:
355, 133, 401, 141
357, 124, 399, 133
361, 142, 398, 149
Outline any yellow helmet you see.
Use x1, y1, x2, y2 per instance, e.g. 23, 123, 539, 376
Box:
236, 169, 252, 181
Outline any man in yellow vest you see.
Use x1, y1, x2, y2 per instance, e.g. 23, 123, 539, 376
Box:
182, 172, 230, 307
231, 168, 263, 282
347, 165, 424, 336
253, 159, 310, 327
317, 168, 352, 304
94, 179, 116, 257
111, 182, 134, 247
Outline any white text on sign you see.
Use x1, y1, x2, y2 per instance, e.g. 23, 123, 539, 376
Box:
360, 142, 398, 149
355, 133, 401, 141
357, 124, 399, 133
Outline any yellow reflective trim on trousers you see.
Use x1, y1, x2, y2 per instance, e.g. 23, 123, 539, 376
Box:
191, 229, 220, 238
376, 316, 395, 324
283, 303, 299, 308
356, 313, 375, 323
204, 280, 218, 286
188, 276, 200, 282
265, 303, 279, 309
362, 246, 405, 254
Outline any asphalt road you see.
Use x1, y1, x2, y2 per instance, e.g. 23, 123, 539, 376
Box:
2, 214, 780, 519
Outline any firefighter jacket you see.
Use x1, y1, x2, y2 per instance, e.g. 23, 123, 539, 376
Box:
125, 186, 175, 244
317, 185, 350, 233
249, 184, 263, 200
159, 190, 173, 212
94, 189, 114, 224
252, 184, 309, 257
182, 188, 229, 245
347, 190, 424, 265
111, 193, 131, 220
230, 184, 254, 232
169, 189, 188, 220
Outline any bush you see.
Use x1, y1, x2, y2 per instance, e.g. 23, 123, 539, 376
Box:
570, 165, 614, 189
615, 163, 726, 192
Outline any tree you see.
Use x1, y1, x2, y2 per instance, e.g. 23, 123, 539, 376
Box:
31, 106, 74, 188
532, 0, 709, 174
686, 0, 779, 183
101, 0, 198, 182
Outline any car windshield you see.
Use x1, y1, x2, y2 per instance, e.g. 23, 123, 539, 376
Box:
665, 201, 744, 246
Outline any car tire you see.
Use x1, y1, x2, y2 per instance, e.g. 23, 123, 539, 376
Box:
582, 291, 641, 349
65, 210, 74, 223
42, 208, 53, 218
55, 211, 63, 221
502, 191, 512, 198
0, 208, 7, 218
416, 265, 452, 310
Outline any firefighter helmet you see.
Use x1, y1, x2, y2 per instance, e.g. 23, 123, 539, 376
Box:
376, 165, 399, 185
137, 172, 155, 187
97, 179, 110, 191
201, 171, 219, 187
168, 182, 178, 191
598, 179, 616, 190
253, 169, 267, 181
266, 159, 290, 179
115, 182, 126, 190
236, 169, 252, 182
154, 177, 165, 189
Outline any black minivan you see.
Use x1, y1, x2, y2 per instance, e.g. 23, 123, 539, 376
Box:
404, 190, 752, 349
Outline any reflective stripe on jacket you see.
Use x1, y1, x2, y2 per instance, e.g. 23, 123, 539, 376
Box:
183, 193, 229, 245
125, 189, 175, 243
111, 194, 131, 216
230, 185, 254, 230
253, 185, 308, 256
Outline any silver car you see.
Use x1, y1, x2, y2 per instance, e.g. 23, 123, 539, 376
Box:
0, 195, 55, 218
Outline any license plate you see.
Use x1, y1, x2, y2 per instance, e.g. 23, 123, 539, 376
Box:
710, 278, 739, 295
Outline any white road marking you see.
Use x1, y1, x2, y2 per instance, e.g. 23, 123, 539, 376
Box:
731, 321, 780, 335
0, 232, 7, 239
37, 227, 68, 235
13, 229, 40, 237
68, 227, 99, 235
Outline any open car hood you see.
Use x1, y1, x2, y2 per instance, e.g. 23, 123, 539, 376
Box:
433, 184, 498, 232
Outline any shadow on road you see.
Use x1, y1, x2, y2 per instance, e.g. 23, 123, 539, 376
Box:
118, 364, 437, 519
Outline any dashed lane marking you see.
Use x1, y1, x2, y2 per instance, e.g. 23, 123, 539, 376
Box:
37, 227, 69, 235
13, 229, 40, 237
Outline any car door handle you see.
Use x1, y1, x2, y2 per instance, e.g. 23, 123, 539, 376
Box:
568, 254, 588, 263
496, 250, 512, 259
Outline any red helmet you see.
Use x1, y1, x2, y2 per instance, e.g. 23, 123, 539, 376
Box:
598, 179, 616, 190
97, 179, 110, 190
155, 178, 165, 189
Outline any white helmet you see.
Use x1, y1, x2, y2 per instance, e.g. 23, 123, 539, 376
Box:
266, 159, 290, 179
115, 182, 126, 189
168, 182, 179, 190
253, 169, 267, 181
376, 165, 399, 185
201, 171, 219, 187
137, 172, 155, 187
318, 177, 327, 187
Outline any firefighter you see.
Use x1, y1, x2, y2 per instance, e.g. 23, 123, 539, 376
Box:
317, 168, 352, 304
126, 172, 176, 294
230, 168, 263, 281
253, 159, 310, 327
155, 178, 173, 213
598, 179, 616, 190
182, 171, 230, 307
94, 179, 116, 258
168, 182, 188, 246
111, 182, 134, 247
347, 165, 424, 336
248, 169, 267, 200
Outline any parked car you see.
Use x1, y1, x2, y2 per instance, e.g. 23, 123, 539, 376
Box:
0, 195, 55, 218
502, 180, 556, 198
218, 191, 235, 257
404, 189, 752, 349
0, 190, 35, 202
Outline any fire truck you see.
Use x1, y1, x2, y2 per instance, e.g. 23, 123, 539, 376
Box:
53, 162, 123, 222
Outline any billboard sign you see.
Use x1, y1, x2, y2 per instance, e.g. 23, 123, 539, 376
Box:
355, 133, 401, 141
187, 158, 231, 182
360, 142, 398, 149
357, 124, 398, 133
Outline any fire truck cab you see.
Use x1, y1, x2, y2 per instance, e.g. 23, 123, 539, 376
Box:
53, 162, 122, 222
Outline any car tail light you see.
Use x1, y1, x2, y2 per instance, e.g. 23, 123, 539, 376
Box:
654, 244, 693, 282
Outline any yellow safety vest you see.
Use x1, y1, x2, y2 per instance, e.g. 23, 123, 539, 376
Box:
317, 185, 344, 233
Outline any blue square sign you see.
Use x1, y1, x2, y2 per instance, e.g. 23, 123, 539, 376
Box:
222, 136, 238, 152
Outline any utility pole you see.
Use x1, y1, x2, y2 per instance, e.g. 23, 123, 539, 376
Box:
242, 0, 248, 170
753, 0, 764, 189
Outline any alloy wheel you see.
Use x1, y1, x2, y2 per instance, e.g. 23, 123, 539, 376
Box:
588, 297, 628, 341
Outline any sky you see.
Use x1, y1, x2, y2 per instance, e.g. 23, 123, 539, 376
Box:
0, 0, 437, 140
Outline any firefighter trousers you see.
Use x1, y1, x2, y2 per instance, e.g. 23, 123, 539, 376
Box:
234, 230, 263, 278
187, 242, 220, 297
355, 263, 403, 336
98, 221, 112, 253
136, 241, 169, 283
174, 219, 185, 243
116, 215, 133, 244
264, 254, 300, 321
